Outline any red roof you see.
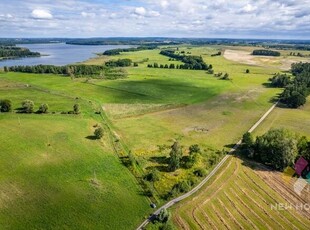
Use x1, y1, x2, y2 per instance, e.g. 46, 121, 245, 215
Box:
295, 157, 308, 176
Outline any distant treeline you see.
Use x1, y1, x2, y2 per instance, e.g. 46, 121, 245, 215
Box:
5, 64, 127, 79
271, 62, 310, 108
252, 49, 281, 56
159, 50, 211, 70
263, 44, 310, 51
105, 59, 132, 67
103, 45, 157, 55
0, 46, 40, 59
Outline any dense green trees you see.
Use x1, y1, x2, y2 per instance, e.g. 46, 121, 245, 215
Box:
21, 100, 34, 113
255, 129, 298, 170
280, 63, 310, 108
242, 132, 254, 149
0, 99, 12, 112
8, 64, 105, 76
252, 49, 280, 56
0, 46, 40, 58
105, 59, 132, 67
103, 45, 157, 56
159, 50, 211, 70
169, 141, 183, 171
269, 73, 290, 87
242, 129, 310, 170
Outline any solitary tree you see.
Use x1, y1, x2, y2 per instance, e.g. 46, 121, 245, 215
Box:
22, 100, 34, 113
169, 141, 183, 171
73, 104, 80, 114
246, 69, 250, 74
94, 127, 104, 139
38, 104, 49, 114
0, 99, 12, 112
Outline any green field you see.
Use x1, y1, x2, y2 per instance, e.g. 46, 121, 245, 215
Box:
1, 45, 308, 229
85, 46, 283, 196
0, 77, 149, 229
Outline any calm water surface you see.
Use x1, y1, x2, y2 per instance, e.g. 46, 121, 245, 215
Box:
0, 43, 132, 67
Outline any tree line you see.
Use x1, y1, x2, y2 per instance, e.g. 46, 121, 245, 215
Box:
280, 62, 310, 108
159, 50, 212, 70
105, 58, 132, 67
103, 45, 157, 55
0, 99, 81, 115
0, 46, 40, 59
252, 49, 281, 56
242, 129, 310, 172
4, 64, 127, 79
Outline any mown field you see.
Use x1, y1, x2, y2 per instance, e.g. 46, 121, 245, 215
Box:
172, 156, 310, 230
0, 77, 149, 229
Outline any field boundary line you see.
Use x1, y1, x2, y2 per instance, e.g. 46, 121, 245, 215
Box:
136, 102, 278, 230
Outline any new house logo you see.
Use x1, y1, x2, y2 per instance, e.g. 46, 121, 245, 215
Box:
282, 157, 310, 196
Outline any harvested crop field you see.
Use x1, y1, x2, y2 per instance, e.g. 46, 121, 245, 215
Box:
172, 156, 310, 230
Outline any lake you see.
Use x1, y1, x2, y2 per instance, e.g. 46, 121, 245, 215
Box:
0, 43, 132, 67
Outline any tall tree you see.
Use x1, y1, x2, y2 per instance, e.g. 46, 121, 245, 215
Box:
169, 141, 183, 171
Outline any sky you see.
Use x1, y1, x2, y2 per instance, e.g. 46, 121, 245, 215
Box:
0, 0, 309, 39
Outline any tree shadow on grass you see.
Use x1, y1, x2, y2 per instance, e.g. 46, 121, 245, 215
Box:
149, 156, 168, 164
85, 135, 97, 140
145, 165, 170, 173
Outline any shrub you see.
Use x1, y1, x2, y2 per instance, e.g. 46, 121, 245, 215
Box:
0, 99, 12, 112
73, 104, 80, 114
145, 169, 160, 182
94, 127, 104, 139
157, 208, 170, 223
194, 168, 207, 177
21, 100, 34, 113
38, 104, 49, 114
189, 144, 200, 154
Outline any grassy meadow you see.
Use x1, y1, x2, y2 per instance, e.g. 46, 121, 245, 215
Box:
0, 76, 150, 229
84, 46, 283, 196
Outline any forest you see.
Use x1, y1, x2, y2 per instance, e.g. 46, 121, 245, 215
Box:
159, 50, 212, 70
252, 49, 281, 56
103, 45, 157, 55
280, 62, 310, 108
0, 46, 40, 59
5, 64, 127, 79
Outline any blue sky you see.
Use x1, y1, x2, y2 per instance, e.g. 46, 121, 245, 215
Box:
0, 0, 309, 39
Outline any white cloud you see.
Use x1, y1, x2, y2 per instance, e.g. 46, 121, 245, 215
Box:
134, 7, 146, 16
0, 0, 309, 38
160, 0, 169, 9
81, 11, 96, 18
240, 4, 257, 13
133, 7, 160, 17
31, 9, 53, 20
